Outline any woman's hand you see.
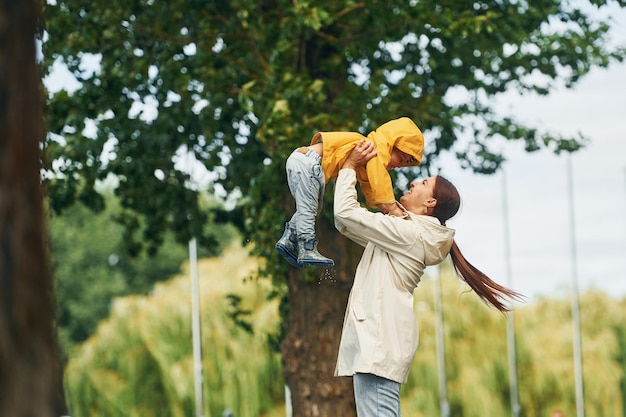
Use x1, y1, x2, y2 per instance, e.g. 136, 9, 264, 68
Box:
377, 202, 405, 217
342, 140, 377, 170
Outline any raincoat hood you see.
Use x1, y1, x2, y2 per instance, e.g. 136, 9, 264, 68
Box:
411, 215, 455, 266
372, 117, 424, 167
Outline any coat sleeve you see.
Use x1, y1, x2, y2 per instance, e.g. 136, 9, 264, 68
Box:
334, 169, 418, 253
333, 171, 369, 248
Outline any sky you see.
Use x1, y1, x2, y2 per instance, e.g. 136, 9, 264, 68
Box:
43, 4, 626, 301
436, 51, 626, 300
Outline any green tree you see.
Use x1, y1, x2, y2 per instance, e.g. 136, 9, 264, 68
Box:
403, 271, 626, 417
50, 192, 235, 359
65, 243, 284, 417
42, 1, 625, 415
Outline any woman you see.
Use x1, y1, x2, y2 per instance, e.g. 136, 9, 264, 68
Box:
333, 140, 522, 416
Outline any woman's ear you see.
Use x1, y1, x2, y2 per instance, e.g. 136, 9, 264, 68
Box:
426, 198, 437, 208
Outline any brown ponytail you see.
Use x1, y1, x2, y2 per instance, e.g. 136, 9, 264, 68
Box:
432, 176, 523, 312
449, 241, 523, 312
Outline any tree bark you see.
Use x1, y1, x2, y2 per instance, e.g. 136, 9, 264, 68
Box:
281, 208, 363, 417
0, 1, 67, 415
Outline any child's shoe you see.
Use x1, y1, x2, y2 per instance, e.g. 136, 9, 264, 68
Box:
275, 224, 302, 268
297, 239, 334, 268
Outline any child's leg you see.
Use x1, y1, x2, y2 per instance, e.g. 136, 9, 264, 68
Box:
275, 150, 303, 268
275, 221, 300, 268
286, 148, 333, 267
287, 149, 323, 243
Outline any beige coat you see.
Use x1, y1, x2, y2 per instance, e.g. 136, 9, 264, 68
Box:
333, 169, 455, 384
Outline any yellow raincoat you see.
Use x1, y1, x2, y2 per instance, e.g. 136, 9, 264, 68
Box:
311, 117, 424, 207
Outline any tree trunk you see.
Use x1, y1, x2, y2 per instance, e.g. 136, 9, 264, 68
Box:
281, 211, 363, 416
0, 1, 67, 415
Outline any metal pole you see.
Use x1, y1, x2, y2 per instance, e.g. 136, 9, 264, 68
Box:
434, 264, 450, 417
566, 154, 585, 417
189, 237, 205, 417
501, 170, 521, 417
285, 385, 293, 417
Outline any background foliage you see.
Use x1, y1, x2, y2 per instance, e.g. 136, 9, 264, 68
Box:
65, 244, 626, 417
49, 189, 235, 359
65, 243, 283, 417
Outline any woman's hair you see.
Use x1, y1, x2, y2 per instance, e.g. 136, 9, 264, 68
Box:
432, 175, 523, 312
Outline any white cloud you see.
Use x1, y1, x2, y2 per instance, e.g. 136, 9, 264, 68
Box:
436, 58, 626, 300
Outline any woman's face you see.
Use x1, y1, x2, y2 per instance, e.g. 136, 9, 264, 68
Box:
400, 177, 437, 213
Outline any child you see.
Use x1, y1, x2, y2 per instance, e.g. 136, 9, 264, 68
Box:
276, 117, 424, 268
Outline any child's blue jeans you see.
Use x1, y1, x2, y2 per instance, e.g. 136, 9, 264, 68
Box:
285, 147, 324, 242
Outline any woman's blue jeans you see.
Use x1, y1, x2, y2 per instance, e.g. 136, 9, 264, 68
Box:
353, 373, 401, 417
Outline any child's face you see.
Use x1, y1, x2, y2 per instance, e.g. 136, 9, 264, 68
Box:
387, 148, 415, 169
